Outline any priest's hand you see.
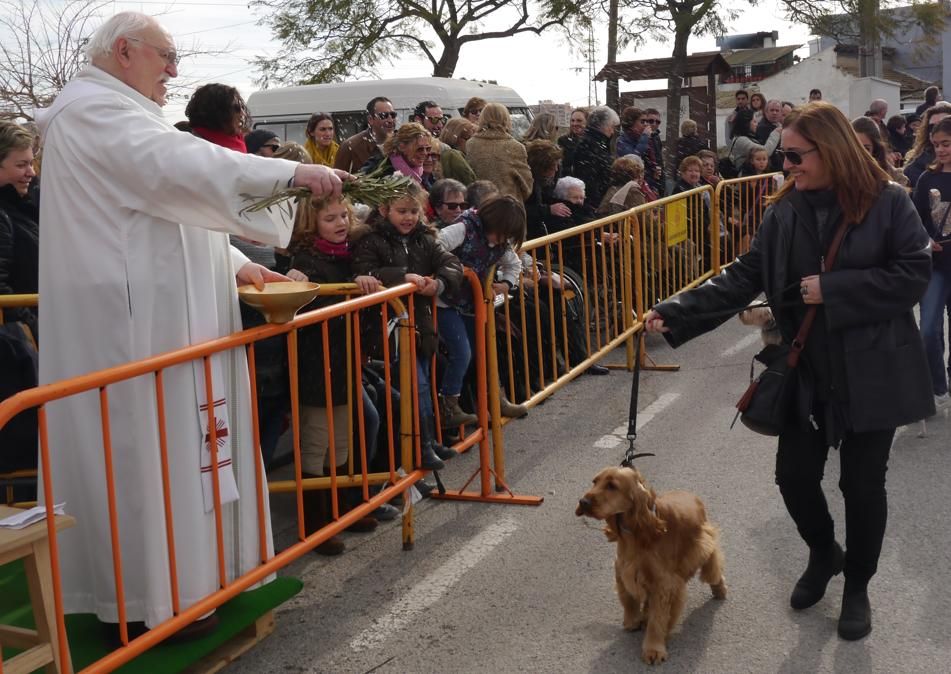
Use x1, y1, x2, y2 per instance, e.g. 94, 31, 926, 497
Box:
237, 262, 291, 290
293, 164, 349, 198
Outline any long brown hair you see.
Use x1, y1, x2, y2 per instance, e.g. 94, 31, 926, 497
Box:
771, 102, 889, 225
906, 102, 951, 164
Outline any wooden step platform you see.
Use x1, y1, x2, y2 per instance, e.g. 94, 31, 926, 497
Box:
183, 611, 275, 674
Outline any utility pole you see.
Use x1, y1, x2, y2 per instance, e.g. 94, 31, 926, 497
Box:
588, 23, 600, 106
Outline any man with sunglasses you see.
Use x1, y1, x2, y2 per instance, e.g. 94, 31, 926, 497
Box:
34, 11, 348, 641
334, 96, 397, 172
413, 100, 476, 185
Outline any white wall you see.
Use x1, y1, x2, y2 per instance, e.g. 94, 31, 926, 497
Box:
849, 77, 901, 120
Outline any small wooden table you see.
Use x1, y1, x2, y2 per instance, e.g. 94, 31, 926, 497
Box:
0, 505, 75, 674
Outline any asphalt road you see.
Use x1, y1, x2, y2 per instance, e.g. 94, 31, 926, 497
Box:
227, 316, 951, 674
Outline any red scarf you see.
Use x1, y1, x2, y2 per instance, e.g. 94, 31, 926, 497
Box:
313, 236, 351, 260
192, 126, 247, 153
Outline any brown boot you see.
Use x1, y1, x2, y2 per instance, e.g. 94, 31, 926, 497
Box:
499, 394, 528, 419
439, 394, 478, 427
301, 473, 345, 556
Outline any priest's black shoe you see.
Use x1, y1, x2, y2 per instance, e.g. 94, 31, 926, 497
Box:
790, 541, 844, 609
838, 582, 872, 640
585, 364, 610, 375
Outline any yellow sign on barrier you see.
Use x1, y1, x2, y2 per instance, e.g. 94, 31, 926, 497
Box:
665, 200, 687, 247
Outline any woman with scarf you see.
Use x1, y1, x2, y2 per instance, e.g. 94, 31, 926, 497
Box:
645, 102, 933, 642
304, 113, 339, 166
362, 123, 432, 184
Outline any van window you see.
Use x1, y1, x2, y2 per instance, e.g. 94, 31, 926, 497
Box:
332, 111, 368, 142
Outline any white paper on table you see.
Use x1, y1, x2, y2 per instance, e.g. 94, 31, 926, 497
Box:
0, 503, 66, 530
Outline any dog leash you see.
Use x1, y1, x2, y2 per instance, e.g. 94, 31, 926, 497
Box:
621, 330, 656, 468
622, 281, 805, 468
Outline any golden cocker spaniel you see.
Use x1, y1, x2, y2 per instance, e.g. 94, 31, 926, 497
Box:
576, 466, 727, 665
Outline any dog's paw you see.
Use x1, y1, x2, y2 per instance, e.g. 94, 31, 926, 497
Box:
711, 580, 727, 600
641, 645, 668, 665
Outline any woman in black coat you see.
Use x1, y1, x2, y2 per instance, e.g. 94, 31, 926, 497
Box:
645, 102, 933, 641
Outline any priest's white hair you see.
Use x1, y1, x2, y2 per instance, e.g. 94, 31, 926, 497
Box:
85, 11, 158, 61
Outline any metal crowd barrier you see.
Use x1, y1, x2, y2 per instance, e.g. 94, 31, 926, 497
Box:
0, 285, 420, 672
712, 173, 783, 273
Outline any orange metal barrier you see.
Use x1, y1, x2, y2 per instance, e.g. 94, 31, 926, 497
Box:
712, 173, 782, 273
0, 284, 428, 672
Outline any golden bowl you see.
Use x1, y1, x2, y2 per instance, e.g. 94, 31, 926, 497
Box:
237, 281, 320, 324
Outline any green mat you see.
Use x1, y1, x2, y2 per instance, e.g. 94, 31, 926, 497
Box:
0, 559, 301, 672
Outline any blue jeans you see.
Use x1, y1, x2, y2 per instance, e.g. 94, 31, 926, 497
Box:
417, 360, 435, 417
919, 266, 951, 396
436, 308, 472, 396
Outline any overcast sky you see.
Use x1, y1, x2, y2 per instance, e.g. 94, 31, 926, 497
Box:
99, 0, 815, 121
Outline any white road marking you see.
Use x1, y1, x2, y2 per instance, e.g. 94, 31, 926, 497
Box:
720, 332, 762, 358
594, 393, 681, 448
348, 515, 520, 652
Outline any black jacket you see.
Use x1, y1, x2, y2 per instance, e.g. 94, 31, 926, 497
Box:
655, 183, 934, 433
570, 127, 614, 210
351, 222, 463, 358
0, 184, 39, 338
904, 148, 933, 188
289, 243, 354, 407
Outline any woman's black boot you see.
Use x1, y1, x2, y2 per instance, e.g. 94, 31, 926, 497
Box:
790, 541, 844, 609
838, 579, 872, 640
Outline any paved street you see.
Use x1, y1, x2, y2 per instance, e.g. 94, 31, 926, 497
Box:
228, 316, 951, 674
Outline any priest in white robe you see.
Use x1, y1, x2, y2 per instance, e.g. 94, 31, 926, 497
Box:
35, 11, 345, 632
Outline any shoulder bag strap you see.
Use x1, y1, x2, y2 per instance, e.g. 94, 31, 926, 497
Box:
787, 217, 851, 368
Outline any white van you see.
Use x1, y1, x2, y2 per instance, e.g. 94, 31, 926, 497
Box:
246, 77, 533, 144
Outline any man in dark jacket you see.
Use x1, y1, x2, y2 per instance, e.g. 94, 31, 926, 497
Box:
569, 105, 619, 211
334, 96, 397, 173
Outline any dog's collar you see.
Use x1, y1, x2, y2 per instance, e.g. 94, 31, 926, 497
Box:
612, 502, 659, 536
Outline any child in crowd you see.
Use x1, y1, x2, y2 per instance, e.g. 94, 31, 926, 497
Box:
289, 194, 397, 555
436, 195, 527, 423
351, 182, 464, 471
732, 147, 775, 256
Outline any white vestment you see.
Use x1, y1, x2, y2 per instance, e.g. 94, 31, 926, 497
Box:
36, 65, 296, 627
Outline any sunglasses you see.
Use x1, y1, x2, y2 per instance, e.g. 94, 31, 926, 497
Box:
442, 201, 468, 210
784, 147, 818, 165
262, 143, 280, 152
372, 111, 398, 120
425, 115, 448, 125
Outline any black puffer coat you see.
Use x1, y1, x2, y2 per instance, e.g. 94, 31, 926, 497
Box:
351, 221, 463, 358
289, 242, 355, 407
655, 182, 934, 433
570, 127, 614, 210
0, 184, 39, 338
